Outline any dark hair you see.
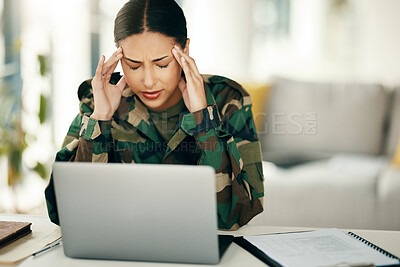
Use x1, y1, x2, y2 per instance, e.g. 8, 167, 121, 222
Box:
114, 0, 187, 48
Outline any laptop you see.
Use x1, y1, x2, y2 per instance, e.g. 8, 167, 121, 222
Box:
52, 162, 233, 264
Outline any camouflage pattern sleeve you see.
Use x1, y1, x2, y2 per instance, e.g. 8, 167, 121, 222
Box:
180, 95, 264, 230
44, 114, 113, 225
74, 115, 113, 162
45, 77, 115, 225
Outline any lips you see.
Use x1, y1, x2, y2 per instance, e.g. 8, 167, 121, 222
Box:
142, 90, 162, 100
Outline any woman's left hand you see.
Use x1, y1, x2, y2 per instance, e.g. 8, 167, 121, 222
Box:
172, 45, 207, 113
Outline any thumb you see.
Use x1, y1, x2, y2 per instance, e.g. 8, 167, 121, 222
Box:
178, 77, 186, 92
116, 76, 127, 93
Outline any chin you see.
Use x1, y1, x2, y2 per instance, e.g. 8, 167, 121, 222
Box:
139, 97, 165, 110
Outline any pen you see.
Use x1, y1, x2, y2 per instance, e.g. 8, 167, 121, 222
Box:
322, 262, 375, 267
32, 240, 62, 256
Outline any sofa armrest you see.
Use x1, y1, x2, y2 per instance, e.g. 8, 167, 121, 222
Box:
377, 165, 400, 230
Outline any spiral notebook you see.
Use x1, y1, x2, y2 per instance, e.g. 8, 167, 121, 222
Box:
234, 228, 400, 267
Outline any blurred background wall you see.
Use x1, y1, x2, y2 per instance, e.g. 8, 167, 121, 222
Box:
0, 0, 399, 214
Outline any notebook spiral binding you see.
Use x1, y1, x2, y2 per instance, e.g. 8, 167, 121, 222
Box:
348, 232, 400, 261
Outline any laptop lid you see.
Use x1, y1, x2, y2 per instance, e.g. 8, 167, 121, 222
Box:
52, 162, 220, 264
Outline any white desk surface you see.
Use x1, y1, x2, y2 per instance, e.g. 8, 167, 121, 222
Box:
1, 213, 399, 267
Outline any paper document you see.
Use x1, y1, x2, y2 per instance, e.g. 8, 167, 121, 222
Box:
0, 224, 61, 264
244, 228, 399, 267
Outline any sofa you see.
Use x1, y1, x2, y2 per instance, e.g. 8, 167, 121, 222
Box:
246, 77, 400, 230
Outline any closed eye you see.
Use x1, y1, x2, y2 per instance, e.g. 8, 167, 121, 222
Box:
158, 63, 169, 69
129, 63, 169, 71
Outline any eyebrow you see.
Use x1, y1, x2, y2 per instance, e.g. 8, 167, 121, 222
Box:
124, 55, 169, 63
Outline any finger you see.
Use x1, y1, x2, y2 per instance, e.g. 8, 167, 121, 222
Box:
102, 55, 122, 76
178, 76, 186, 92
172, 47, 183, 67
104, 66, 114, 83
181, 56, 196, 83
178, 77, 189, 109
173, 45, 202, 80
103, 49, 121, 67
105, 57, 120, 83
172, 48, 195, 82
108, 47, 122, 60
106, 60, 119, 77
93, 56, 106, 89
102, 49, 123, 74
172, 46, 194, 77
95, 55, 105, 78
104, 61, 117, 84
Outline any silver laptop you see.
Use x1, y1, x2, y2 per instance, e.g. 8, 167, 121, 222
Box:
52, 162, 232, 264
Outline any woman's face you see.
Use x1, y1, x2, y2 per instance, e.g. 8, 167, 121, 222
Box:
119, 32, 188, 111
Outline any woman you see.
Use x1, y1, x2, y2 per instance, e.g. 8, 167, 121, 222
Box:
45, 0, 264, 230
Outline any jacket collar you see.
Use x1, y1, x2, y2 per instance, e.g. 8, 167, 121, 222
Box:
118, 76, 216, 143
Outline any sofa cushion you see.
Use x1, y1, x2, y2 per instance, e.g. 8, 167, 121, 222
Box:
392, 135, 400, 166
259, 77, 389, 164
384, 87, 400, 156
250, 157, 390, 229
241, 83, 270, 131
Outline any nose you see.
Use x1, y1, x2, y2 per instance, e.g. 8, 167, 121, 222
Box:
142, 67, 156, 89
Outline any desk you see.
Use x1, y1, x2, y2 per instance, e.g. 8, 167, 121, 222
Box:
1, 214, 400, 267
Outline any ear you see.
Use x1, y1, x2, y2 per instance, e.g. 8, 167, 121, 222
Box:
183, 38, 190, 55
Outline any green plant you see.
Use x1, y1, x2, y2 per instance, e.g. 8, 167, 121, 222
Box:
0, 83, 24, 186
0, 54, 51, 190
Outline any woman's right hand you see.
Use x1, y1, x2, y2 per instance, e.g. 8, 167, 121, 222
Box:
90, 47, 127, 121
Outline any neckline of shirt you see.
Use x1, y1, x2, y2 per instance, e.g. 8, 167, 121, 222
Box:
147, 98, 186, 118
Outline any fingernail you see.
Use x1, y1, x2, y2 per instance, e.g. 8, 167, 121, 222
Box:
174, 45, 180, 50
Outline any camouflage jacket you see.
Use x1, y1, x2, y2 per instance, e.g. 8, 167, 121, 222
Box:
45, 73, 264, 230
